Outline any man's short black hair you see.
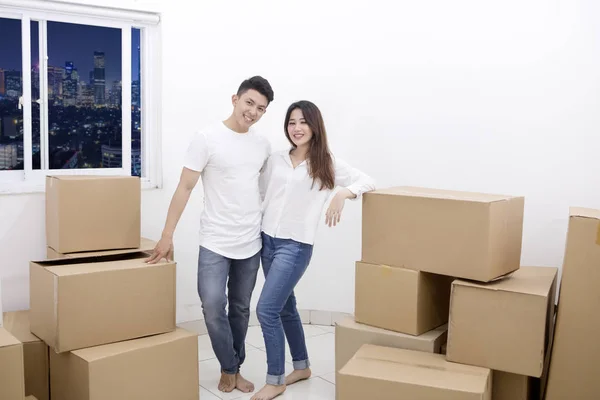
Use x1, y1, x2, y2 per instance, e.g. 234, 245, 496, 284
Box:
237, 76, 274, 104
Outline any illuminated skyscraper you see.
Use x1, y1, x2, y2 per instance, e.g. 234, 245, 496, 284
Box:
62, 62, 79, 106
0, 69, 5, 96
0, 144, 18, 170
94, 51, 106, 105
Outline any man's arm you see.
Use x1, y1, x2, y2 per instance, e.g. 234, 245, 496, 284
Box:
145, 167, 201, 263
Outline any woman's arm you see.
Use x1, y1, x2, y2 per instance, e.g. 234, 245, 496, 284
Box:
325, 157, 376, 227
334, 157, 376, 199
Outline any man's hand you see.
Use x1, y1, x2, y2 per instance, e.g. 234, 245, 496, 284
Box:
146, 235, 174, 264
145, 167, 200, 264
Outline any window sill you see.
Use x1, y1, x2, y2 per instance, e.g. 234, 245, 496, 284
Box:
0, 178, 161, 195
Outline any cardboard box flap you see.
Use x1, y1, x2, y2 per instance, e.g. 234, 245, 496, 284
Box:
72, 328, 196, 362
33, 251, 150, 266
372, 186, 518, 203
351, 344, 490, 376
49, 175, 135, 181
0, 327, 21, 348
452, 266, 558, 297
359, 261, 421, 273
337, 317, 448, 342
47, 237, 156, 260
43, 257, 172, 277
570, 207, 600, 220
341, 344, 489, 393
2, 311, 40, 343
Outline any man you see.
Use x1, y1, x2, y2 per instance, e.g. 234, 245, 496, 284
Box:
146, 76, 274, 394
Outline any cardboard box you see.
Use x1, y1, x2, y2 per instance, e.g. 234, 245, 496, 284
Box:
447, 266, 557, 377
46, 175, 141, 253
338, 344, 491, 400
30, 252, 176, 353
0, 327, 25, 400
354, 261, 453, 335
545, 208, 600, 400
335, 316, 447, 372
362, 186, 524, 282
50, 328, 199, 400
0, 279, 3, 327
493, 371, 536, 400
3, 311, 49, 400
538, 309, 555, 400
46, 237, 156, 260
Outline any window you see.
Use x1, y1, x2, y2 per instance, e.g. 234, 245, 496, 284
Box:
0, 17, 23, 171
0, 3, 161, 193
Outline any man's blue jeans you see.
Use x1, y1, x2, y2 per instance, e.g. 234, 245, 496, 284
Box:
257, 232, 314, 385
197, 246, 260, 374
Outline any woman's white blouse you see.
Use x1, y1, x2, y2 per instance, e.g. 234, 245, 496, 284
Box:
260, 149, 376, 245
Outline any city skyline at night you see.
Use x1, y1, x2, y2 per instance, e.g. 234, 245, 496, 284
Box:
0, 17, 142, 175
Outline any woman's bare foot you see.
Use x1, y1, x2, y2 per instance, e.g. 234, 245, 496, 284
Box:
218, 372, 236, 392
250, 384, 286, 400
236, 373, 255, 393
285, 368, 311, 385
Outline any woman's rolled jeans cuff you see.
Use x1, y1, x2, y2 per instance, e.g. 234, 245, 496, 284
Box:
266, 359, 310, 385
293, 359, 310, 371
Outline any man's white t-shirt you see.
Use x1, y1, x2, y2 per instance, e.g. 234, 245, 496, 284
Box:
184, 122, 271, 259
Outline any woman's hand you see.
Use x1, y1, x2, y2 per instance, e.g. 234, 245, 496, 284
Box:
325, 188, 356, 227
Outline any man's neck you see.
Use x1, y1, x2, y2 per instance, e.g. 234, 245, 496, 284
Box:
223, 116, 248, 134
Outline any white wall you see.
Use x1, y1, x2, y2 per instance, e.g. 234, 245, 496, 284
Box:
1, 0, 599, 322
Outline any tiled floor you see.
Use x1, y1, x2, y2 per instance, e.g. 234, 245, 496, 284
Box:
197, 324, 336, 399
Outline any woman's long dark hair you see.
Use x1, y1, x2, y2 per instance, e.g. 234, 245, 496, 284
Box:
284, 100, 335, 190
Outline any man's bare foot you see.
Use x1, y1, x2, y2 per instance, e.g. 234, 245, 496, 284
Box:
218, 372, 236, 392
250, 384, 286, 400
285, 368, 311, 385
236, 373, 255, 393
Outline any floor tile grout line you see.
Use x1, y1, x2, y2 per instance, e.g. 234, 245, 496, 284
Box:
314, 376, 335, 386
200, 384, 223, 400
245, 342, 258, 350
203, 384, 247, 400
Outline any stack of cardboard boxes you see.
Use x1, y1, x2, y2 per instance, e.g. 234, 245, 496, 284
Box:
336, 186, 558, 400
0, 176, 200, 400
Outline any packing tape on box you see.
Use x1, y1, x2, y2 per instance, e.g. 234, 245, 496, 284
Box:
355, 354, 485, 377
596, 222, 600, 246
381, 265, 393, 277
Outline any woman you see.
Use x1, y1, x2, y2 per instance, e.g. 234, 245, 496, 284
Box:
251, 100, 375, 400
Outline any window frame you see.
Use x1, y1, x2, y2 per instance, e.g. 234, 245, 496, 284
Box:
0, 0, 162, 194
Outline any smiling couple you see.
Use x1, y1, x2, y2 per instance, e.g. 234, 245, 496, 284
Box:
146, 76, 375, 400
